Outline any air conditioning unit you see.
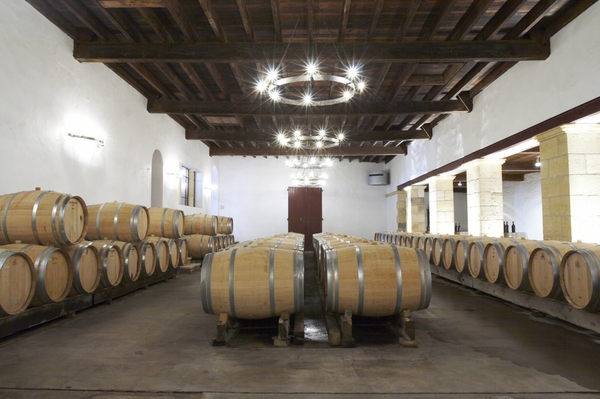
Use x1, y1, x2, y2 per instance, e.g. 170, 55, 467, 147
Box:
368, 171, 389, 186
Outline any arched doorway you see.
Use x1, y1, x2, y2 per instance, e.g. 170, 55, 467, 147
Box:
151, 150, 163, 207
210, 165, 219, 215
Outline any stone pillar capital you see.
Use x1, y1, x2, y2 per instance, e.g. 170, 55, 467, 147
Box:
536, 123, 600, 143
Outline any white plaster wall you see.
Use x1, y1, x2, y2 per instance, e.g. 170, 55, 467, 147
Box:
218, 157, 387, 242
454, 192, 468, 232
0, 0, 213, 215
386, 195, 397, 232
503, 174, 543, 240
390, 2, 600, 183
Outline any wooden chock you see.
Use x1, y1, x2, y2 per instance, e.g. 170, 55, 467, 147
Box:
339, 309, 355, 348
212, 312, 230, 346
273, 311, 291, 347
399, 309, 418, 348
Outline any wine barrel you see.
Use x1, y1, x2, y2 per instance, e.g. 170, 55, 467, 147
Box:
166, 239, 180, 268
62, 242, 101, 295
200, 246, 304, 319
430, 235, 446, 267
0, 190, 87, 246
560, 248, 600, 312
216, 216, 234, 234
177, 237, 189, 266
503, 240, 543, 291
324, 243, 431, 317
86, 202, 149, 243
144, 237, 169, 273
89, 241, 124, 289
0, 249, 36, 316
147, 207, 184, 239
528, 241, 598, 299
483, 238, 519, 285
2, 244, 73, 306
137, 240, 156, 277
95, 240, 141, 284
187, 234, 214, 260
468, 238, 497, 279
423, 234, 439, 262
441, 236, 459, 270
184, 214, 217, 236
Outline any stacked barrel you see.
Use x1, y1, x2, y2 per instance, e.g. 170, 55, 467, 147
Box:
200, 233, 303, 319
144, 207, 188, 272
0, 189, 86, 315
375, 231, 600, 313
185, 213, 235, 261
314, 233, 432, 317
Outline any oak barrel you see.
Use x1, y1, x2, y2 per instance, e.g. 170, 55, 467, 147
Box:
184, 214, 217, 236
216, 216, 234, 235
166, 239, 180, 268
86, 202, 149, 243
503, 240, 542, 291
62, 242, 101, 295
0, 190, 87, 246
528, 241, 598, 299
560, 248, 600, 312
441, 236, 458, 270
0, 249, 36, 316
467, 238, 496, 279
187, 234, 214, 260
147, 207, 184, 239
325, 243, 431, 316
483, 238, 518, 285
143, 237, 169, 273
2, 244, 73, 306
177, 237, 188, 266
201, 246, 304, 319
89, 241, 124, 289
137, 240, 156, 277
96, 240, 141, 284
454, 236, 480, 273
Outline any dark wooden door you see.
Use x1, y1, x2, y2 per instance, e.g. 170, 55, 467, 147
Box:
288, 186, 322, 252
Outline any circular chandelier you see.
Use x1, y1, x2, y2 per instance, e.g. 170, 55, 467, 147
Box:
286, 156, 333, 187
256, 62, 366, 106
276, 127, 346, 150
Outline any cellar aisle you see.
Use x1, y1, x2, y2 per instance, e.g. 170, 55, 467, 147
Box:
0, 255, 598, 398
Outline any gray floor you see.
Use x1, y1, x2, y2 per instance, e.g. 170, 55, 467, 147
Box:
0, 255, 599, 399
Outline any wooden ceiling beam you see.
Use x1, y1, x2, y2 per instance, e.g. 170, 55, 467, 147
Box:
235, 0, 254, 41
418, 0, 459, 41
209, 146, 408, 157
502, 162, 539, 173
148, 98, 471, 116
25, 0, 79, 39
270, 0, 282, 41
74, 40, 550, 63
447, 0, 496, 41
366, 0, 385, 41
163, 0, 197, 42
58, 0, 116, 40
474, 0, 528, 40
186, 128, 432, 142
338, 0, 351, 42
198, 0, 227, 41
99, 0, 165, 6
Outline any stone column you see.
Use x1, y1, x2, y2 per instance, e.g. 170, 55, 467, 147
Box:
405, 185, 427, 233
535, 124, 600, 243
396, 190, 407, 231
427, 175, 456, 234
464, 158, 505, 237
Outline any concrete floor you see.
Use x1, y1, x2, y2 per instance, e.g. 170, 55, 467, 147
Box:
0, 255, 599, 399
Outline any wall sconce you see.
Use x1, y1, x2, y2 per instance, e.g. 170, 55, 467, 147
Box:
535, 156, 541, 167
68, 132, 104, 147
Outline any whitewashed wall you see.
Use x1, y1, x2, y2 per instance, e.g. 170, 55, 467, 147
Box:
218, 157, 388, 242
0, 0, 213, 215
388, 2, 600, 184
503, 174, 543, 240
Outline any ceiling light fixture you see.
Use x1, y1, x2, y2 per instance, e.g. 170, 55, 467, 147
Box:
256, 63, 366, 106
535, 156, 541, 167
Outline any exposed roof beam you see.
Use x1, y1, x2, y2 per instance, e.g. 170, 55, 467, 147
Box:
99, 0, 165, 6
270, 0, 282, 41
447, 0, 495, 41
163, 0, 197, 42
148, 98, 472, 116
366, 0, 385, 41
209, 146, 408, 157
25, 0, 79, 39
74, 40, 550, 63
236, 0, 254, 41
502, 162, 539, 173
338, 0, 351, 42
185, 128, 432, 141
198, 0, 227, 41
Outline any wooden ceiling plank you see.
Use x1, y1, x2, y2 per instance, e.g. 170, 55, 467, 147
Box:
338, 0, 351, 42
138, 8, 174, 41
418, 0, 459, 41
504, 0, 559, 40
179, 62, 214, 100
186, 128, 431, 142
388, 63, 419, 101
130, 63, 174, 97
447, 0, 496, 41
543, 0, 598, 38
105, 63, 155, 97
198, 0, 227, 41
25, 0, 79, 39
73, 40, 551, 63
235, 0, 254, 41
366, 0, 385, 42
58, 0, 116, 40
270, 0, 282, 41
394, 0, 422, 41
150, 98, 471, 116
155, 63, 195, 100
209, 146, 407, 157
94, 2, 145, 42
163, 0, 197, 42
204, 63, 230, 101
474, 0, 529, 40
99, 0, 165, 7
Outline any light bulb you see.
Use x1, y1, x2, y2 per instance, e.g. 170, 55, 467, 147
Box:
267, 68, 278, 82
318, 129, 326, 137
277, 133, 287, 143
306, 62, 318, 76
269, 90, 281, 102
294, 140, 302, 149
337, 133, 346, 141
302, 93, 313, 105
316, 141, 323, 148
294, 129, 302, 137
324, 158, 333, 167
256, 80, 268, 93
535, 156, 541, 167
346, 65, 359, 80
309, 157, 317, 164
343, 90, 353, 100
357, 81, 366, 91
